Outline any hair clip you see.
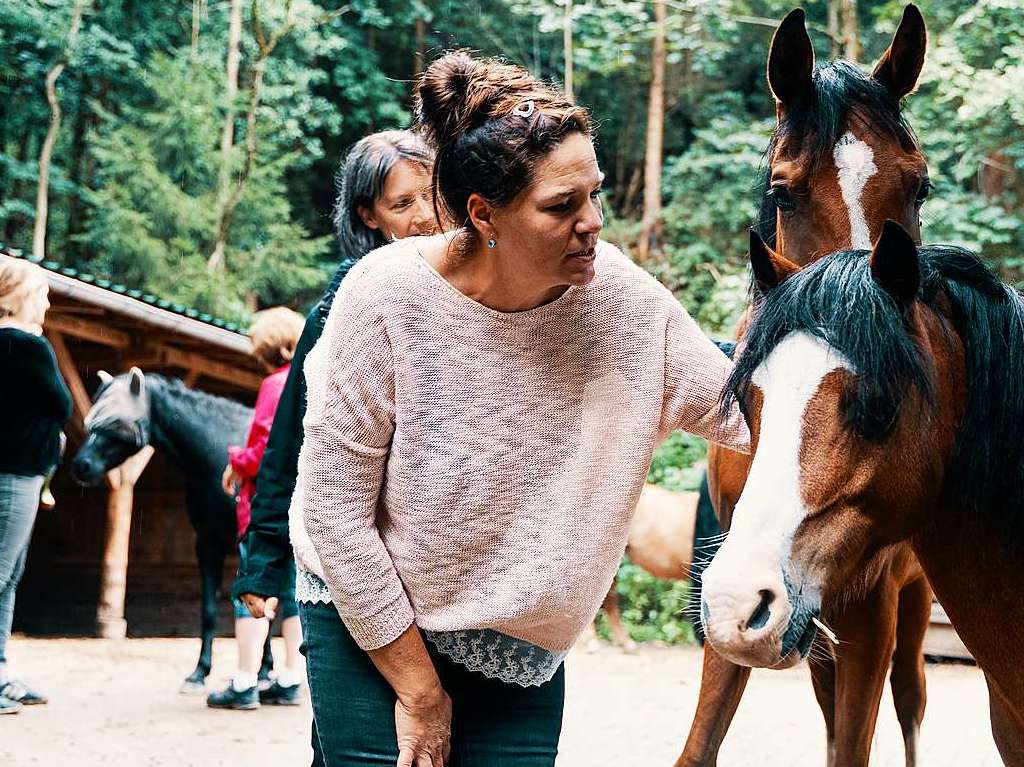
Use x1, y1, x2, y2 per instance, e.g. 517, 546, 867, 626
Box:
511, 100, 535, 118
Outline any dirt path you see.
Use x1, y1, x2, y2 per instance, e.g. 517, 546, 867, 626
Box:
1, 637, 1000, 766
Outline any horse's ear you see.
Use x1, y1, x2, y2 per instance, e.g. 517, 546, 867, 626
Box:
767, 8, 815, 109
97, 370, 114, 386
750, 229, 798, 294
128, 366, 146, 397
872, 5, 927, 99
870, 220, 920, 307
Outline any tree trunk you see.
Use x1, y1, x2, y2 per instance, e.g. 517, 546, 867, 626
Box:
414, 16, 426, 77
33, 0, 86, 260
209, 0, 299, 272
208, 0, 244, 271
191, 0, 206, 58
827, 0, 841, 59
64, 73, 89, 261
563, 0, 574, 101
840, 0, 859, 63
637, 0, 666, 261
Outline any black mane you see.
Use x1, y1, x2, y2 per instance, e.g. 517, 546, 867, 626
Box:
755, 61, 918, 243
725, 245, 1024, 535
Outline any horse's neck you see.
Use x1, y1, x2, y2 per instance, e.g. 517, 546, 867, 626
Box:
148, 378, 247, 474
913, 514, 1024, 697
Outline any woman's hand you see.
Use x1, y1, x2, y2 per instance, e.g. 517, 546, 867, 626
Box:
221, 463, 240, 497
395, 685, 452, 767
238, 593, 278, 620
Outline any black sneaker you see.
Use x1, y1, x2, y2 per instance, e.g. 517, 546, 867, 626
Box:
258, 680, 302, 706
206, 682, 259, 710
0, 695, 21, 714
0, 680, 46, 705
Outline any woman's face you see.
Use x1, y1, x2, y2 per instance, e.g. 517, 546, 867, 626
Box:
359, 159, 438, 241
22, 280, 50, 326
490, 132, 604, 289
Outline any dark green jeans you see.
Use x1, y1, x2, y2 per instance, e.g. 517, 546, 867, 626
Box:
299, 601, 565, 766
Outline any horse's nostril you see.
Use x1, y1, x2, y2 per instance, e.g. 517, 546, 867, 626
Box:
746, 589, 775, 631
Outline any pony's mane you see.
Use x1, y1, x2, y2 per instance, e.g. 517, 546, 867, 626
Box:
89, 373, 251, 430
755, 61, 918, 244
725, 245, 1024, 535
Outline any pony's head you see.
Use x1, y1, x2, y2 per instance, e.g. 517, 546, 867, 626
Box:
760, 6, 929, 263
700, 222, 1024, 668
72, 367, 152, 486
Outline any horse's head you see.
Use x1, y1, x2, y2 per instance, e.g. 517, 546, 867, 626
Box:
71, 367, 153, 486
762, 6, 929, 263
700, 223, 960, 668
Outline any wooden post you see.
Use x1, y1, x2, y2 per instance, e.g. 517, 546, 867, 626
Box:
45, 329, 90, 439
96, 446, 154, 639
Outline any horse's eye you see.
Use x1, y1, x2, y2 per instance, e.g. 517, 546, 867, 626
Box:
769, 185, 796, 213
915, 179, 931, 206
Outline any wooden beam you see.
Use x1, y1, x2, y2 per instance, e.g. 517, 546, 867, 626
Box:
45, 329, 90, 438
183, 369, 201, 387
97, 446, 154, 639
156, 344, 262, 391
46, 313, 132, 349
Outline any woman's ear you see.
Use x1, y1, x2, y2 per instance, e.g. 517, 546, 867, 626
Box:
357, 204, 380, 231
465, 193, 496, 241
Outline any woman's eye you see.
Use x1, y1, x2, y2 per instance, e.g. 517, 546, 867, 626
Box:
548, 200, 572, 213
590, 188, 603, 200
769, 185, 796, 213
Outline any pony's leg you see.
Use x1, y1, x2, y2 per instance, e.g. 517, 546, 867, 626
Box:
673, 643, 751, 767
602, 579, 636, 651
259, 631, 275, 682
985, 672, 1024, 767
808, 646, 838, 767
889, 576, 930, 767
829, 580, 900, 767
182, 541, 225, 693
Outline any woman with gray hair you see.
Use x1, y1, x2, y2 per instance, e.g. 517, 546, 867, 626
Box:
229, 130, 439, 757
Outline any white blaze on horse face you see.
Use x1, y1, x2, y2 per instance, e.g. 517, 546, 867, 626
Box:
833, 131, 879, 250
703, 333, 851, 611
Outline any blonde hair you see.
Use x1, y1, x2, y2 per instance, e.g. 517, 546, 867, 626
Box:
0, 259, 48, 323
248, 307, 305, 369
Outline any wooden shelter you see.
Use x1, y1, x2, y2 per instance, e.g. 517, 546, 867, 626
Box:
3, 248, 263, 639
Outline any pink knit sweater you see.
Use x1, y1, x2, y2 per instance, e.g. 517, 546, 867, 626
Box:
297, 235, 749, 652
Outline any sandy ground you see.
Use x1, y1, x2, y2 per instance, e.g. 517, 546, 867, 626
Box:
0, 636, 1002, 766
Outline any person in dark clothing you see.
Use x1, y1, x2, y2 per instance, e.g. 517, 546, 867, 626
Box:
230, 130, 438, 761
0, 259, 72, 714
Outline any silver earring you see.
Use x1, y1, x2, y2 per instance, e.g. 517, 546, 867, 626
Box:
487, 237, 497, 249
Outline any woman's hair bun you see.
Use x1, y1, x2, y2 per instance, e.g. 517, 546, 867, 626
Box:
415, 51, 538, 148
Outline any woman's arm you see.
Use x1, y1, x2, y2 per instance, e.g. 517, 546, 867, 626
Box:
301, 289, 450, 764
660, 302, 750, 454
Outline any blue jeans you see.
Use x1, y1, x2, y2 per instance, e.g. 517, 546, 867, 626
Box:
299, 601, 565, 767
0, 473, 43, 671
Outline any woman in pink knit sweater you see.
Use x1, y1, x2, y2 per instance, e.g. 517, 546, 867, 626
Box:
296, 52, 750, 767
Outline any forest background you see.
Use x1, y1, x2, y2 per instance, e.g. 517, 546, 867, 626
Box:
2, 0, 1021, 642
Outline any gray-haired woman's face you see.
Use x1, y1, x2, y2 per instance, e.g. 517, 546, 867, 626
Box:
359, 159, 439, 241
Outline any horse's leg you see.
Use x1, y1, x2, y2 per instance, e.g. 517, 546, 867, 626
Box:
889, 575, 930, 767
673, 643, 751, 767
182, 540, 225, 693
808, 646, 838, 767
602, 578, 636, 651
259, 631, 275, 683
829, 580, 900, 767
985, 672, 1024, 767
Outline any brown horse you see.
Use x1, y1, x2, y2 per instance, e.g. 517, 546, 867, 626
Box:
702, 221, 1024, 765
677, 6, 934, 766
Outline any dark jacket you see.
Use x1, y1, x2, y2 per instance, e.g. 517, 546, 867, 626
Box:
0, 327, 73, 477
232, 257, 359, 599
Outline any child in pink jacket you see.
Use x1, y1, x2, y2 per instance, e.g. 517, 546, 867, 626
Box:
209, 307, 305, 710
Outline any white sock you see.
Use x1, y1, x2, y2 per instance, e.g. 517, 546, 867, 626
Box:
231, 672, 258, 691
275, 668, 302, 688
